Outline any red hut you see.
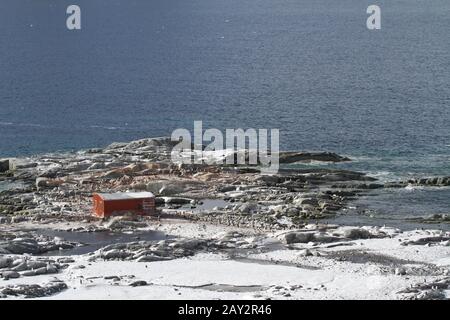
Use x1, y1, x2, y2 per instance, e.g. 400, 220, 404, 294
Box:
93, 192, 155, 218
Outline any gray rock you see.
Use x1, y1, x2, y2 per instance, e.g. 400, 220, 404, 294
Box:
164, 197, 192, 205
0, 239, 41, 254
0, 159, 9, 173
11, 261, 28, 272
279, 152, 351, 164
293, 197, 318, 206
26, 261, 49, 270
281, 231, 315, 244
342, 228, 372, 240
238, 203, 258, 214
1, 270, 20, 280
0, 257, 12, 269
313, 233, 340, 243
298, 249, 313, 257
395, 267, 407, 276
46, 264, 58, 274
129, 280, 148, 287
57, 258, 75, 264
0, 281, 67, 298
22, 270, 37, 277
36, 177, 63, 190
102, 249, 132, 260
136, 255, 166, 262
172, 239, 206, 250
33, 267, 49, 275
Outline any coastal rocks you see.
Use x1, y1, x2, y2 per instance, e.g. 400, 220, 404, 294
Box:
335, 227, 374, 240
398, 277, 450, 300
0, 235, 77, 255
0, 281, 67, 298
281, 231, 316, 244
105, 216, 148, 230
330, 183, 384, 190
170, 239, 206, 250
0, 257, 12, 269
91, 239, 199, 262
1, 238, 41, 254
145, 180, 202, 196
405, 176, 450, 187
277, 226, 389, 244
293, 197, 318, 207
406, 214, 450, 224
278, 152, 351, 164
401, 235, 450, 246
394, 267, 407, 276
0, 271, 20, 280
36, 177, 64, 190
162, 197, 193, 205
0, 256, 64, 279
1, 135, 391, 233
129, 280, 148, 287
238, 202, 258, 214
91, 236, 263, 263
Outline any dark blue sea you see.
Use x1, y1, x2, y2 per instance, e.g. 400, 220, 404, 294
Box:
1, 0, 449, 226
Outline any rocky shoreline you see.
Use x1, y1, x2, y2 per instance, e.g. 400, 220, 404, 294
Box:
0, 137, 449, 299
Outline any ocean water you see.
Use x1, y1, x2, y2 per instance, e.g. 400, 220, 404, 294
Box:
0, 1, 449, 224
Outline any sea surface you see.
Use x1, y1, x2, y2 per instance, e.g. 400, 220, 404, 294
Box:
1, 0, 449, 226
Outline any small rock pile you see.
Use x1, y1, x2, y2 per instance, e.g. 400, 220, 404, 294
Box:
0, 234, 78, 255
0, 281, 67, 298
0, 256, 67, 279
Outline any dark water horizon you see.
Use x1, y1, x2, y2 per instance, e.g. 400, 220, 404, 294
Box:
1, 0, 449, 225
1, 1, 449, 174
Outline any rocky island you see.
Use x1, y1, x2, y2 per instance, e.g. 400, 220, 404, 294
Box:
0, 137, 449, 300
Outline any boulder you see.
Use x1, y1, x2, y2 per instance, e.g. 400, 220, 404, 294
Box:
339, 227, 372, 240
129, 280, 148, 287
298, 249, 313, 257
0, 281, 68, 298
279, 152, 351, 164
11, 261, 28, 272
1, 270, 20, 280
163, 197, 192, 205
293, 197, 318, 206
46, 264, 58, 274
280, 231, 315, 244
146, 180, 192, 196
0, 239, 41, 254
171, 239, 206, 250
35, 178, 64, 190
0, 257, 12, 269
238, 203, 258, 214
26, 261, 48, 270
0, 159, 9, 173
136, 255, 166, 262
102, 249, 132, 260
33, 267, 49, 275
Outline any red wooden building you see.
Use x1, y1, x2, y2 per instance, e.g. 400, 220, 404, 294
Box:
93, 192, 155, 218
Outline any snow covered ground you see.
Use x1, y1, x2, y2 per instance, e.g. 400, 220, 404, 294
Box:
1, 219, 449, 300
